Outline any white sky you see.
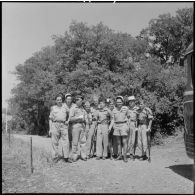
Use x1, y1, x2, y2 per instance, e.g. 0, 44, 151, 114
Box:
2, 2, 193, 107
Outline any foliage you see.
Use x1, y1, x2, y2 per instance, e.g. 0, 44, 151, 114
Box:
8, 7, 192, 139
139, 7, 193, 65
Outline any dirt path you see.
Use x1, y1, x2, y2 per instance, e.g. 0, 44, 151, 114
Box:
5, 133, 194, 193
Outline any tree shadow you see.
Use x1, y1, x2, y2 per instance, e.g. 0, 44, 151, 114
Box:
166, 164, 194, 182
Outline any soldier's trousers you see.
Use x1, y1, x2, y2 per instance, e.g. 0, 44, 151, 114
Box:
51, 122, 69, 159
71, 123, 87, 160
127, 121, 137, 155
86, 122, 96, 156
137, 124, 148, 155
96, 124, 109, 158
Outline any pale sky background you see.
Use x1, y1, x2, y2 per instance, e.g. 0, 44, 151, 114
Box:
2, 2, 193, 107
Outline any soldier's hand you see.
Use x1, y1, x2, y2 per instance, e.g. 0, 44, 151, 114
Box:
65, 121, 69, 125
146, 128, 151, 132
49, 130, 52, 136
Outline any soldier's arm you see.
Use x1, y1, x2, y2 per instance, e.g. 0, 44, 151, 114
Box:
49, 106, 54, 135
146, 107, 153, 131
108, 110, 114, 131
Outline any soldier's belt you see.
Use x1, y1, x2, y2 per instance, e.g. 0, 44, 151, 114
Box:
53, 120, 65, 123
114, 121, 127, 124
138, 122, 147, 125
97, 120, 109, 125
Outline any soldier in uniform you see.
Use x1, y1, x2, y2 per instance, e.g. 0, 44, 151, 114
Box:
84, 101, 93, 140
136, 99, 153, 160
96, 97, 113, 160
63, 93, 75, 152
85, 96, 99, 159
111, 96, 130, 162
49, 93, 72, 163
127, 96, 138, 160
68, 94, 88, 162
107, 99, 116, 160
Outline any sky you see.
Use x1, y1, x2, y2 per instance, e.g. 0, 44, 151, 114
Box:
2, 2, 193, 107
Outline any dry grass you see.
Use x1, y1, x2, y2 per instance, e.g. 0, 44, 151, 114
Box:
2, 133, 53, 172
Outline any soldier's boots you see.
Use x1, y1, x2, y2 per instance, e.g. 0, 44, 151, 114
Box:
102, 157, 106, 160
129, 153, 135, 161
139, 155, 148, 161
115, 154, 122, 161
64, 158, 73, 163
123, 154, 128, 163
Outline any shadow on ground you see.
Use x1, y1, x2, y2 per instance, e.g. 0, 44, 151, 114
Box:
166, 164, 194, 182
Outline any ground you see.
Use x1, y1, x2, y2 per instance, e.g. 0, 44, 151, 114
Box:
2, 132, 194, 193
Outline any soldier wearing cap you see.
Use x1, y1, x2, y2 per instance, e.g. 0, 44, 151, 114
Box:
49, 93, 72, 163
136, 99, 153, 160
107, 99, 116, 160
63, 93, 75, 152
68, 94, 88, 162
96, 97, 113, 160
110, 96, 130, 162
127, 95, 139, 160
85, 95, 99, 158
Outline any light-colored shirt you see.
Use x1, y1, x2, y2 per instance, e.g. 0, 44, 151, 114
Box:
137, 107, 153, 124
129, 106, 139, 121
96, 107, 112, 124
68, 105, 88, 124
112, 106, 130, 122
49, 105, 69, 122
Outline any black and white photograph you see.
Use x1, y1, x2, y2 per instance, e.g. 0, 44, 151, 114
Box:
2, 1, 194, 193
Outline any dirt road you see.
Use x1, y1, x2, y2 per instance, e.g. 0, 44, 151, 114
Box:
5, 133, 194, 193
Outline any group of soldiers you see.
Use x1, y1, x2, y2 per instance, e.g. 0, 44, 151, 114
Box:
49, 92, 153, 163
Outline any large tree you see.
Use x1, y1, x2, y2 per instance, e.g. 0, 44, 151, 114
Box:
139, 7, 193, 65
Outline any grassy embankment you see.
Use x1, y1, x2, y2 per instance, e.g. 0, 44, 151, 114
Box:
2, 133, 52, 172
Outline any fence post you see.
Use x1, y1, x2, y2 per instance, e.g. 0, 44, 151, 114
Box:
30, 137, 33, 173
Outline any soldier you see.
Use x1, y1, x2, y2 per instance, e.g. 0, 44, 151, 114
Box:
68, 94, 88, 162
136, 99, 153, 160
63, 93, 75, 152
127, 96, 138, 160
85, 96, 99, 159
111, 96, 130, 163
49, 93, 72, 163
96, 97, 113, 160
107, 99, 116, 160
84, 101, 93, 141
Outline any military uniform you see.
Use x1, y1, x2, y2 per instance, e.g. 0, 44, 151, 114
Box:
68, 105, 88, 161
86, 106, 98, 157
49, 105, 70, 159
137, 107, 153, 156
63, 103, 76, 151
96, 107, 112, 158
112, 106, 130, 136
127, 106, 139, 155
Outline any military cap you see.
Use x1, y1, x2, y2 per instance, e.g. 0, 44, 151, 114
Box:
116, 96, 124, 102
65, 93, 72, 99
127, 96, 136, 101
75, 94, 84, 100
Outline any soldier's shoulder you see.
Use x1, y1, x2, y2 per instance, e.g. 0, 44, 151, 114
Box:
50, 105, 56, 110
122, 106, 129, 110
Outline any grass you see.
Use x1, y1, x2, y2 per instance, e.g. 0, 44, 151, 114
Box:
2, 133, 53, 172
